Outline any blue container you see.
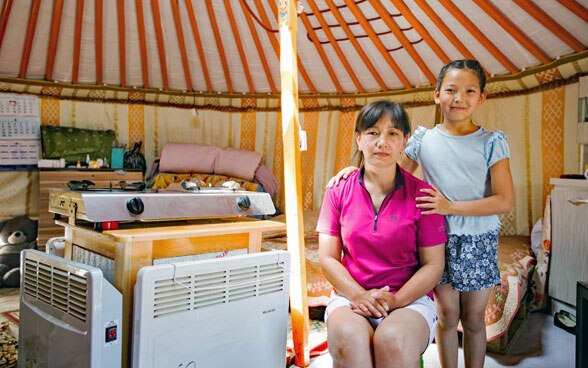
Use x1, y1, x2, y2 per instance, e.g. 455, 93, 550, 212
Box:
111, 147, 124, 168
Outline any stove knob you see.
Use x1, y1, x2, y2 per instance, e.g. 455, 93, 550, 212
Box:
126, 197, 144, 215
237, 196, 251, 211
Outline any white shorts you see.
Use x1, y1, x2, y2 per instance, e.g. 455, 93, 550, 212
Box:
325, 293, 438, 346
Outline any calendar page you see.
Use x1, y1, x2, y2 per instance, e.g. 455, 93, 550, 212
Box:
0, 94, 41, 168
0, 119, 40, 139
0, 95, 40, 116
0, 140, 41, 165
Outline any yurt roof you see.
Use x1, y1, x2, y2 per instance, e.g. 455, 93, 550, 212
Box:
0, 0, 586, 98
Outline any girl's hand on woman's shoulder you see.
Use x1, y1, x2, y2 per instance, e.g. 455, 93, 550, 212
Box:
416, 185, 452, 215
326, 166, 358, 188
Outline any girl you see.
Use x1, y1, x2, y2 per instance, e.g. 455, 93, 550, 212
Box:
317, 100, 446, 368
329, 60, 514, 368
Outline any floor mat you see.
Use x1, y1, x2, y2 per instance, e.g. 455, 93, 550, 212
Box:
286, 311, 328, 367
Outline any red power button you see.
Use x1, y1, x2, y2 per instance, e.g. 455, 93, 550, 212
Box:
105, 325, 118, 343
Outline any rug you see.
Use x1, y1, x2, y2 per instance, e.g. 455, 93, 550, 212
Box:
0, 288, 19, 367
286, 308, 329, 367
0, 287, 329, 368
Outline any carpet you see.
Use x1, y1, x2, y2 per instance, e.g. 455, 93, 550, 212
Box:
2, 286, 328, 368
0, 288, 19, 367
0, 310, 18, 367
286, 307, 329, 367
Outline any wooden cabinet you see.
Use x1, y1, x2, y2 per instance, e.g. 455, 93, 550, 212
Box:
548, 178, 588, 307
38, 169, 143, 250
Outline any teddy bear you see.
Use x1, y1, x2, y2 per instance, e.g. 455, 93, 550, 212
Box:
0, 215, 38, 288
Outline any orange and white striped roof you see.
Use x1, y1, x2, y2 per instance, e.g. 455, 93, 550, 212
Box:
0, 0, 586, 97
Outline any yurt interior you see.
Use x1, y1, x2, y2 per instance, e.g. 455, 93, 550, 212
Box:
0, 1, 586, 367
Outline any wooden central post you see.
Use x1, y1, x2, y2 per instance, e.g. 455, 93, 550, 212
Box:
278, 0, 310, 366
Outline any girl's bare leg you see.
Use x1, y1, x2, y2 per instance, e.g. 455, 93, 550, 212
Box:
460, 289, 491, 368
434, 284, 461, 368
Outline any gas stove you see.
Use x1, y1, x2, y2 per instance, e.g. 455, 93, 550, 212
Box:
48, 186, 276, 225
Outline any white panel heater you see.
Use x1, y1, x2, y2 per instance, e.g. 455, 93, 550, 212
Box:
132, 250, 290, 368
18, 249, 122, 367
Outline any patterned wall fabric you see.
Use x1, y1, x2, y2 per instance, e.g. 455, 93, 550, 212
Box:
0, 60, 585, 235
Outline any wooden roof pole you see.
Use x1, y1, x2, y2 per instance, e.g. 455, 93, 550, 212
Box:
514, 0, 585, 52
135, 0, 149, 87
413, 0, 475, 60
306, 0, 366, 93
95, 0, 103, 85
439, 0, 518, 73
267, 0, 317, 94
556, 0, 588, 23
239, 0, 277, 94
299, 12, 343, 94
205, 0, 233, 93
116, 0, 126, 87
45, 0, 64, 81
170, 0, 193, 91
325, 0, 388, 91
389, 0, 450, 64
185, 0, 211, 93
343, 0, 413, 89
223, 0, 254, 93
472, 0, 550, 64
0, 0, 14, 52
278, 1, 309, 367
369, 0, 437, 84
150, 0, 169, 90
19, 0, 41, 79
72, 0, 84, 84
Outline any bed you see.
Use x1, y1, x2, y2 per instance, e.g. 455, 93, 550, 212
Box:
261, 210, 543, 354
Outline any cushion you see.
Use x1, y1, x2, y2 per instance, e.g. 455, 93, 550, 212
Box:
158, 143, 263, 181
215, 148, 262, 181
159, 143, 221, 174
41, 126, 116, 163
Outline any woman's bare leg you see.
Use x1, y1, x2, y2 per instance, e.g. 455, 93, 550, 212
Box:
327, 306, 374, 368
373, 308, 429, 368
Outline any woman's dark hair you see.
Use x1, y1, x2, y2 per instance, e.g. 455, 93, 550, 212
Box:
355, 99, 411, 136
436, 59, 486, 92
353, 100, 411, 166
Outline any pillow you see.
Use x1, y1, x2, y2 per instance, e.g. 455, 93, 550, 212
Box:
159, 143, 221, 174
41, 126, 116, 163
214, 147, 262, 181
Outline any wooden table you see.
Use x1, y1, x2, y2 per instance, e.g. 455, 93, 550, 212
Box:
58, 217, 286, 368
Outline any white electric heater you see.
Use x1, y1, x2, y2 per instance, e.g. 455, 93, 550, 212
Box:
18, 249, 122, 367
131, 250, 290, 368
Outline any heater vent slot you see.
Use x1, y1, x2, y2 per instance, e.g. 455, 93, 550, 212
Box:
151, 261, 287, 318
22, 258, 88, 322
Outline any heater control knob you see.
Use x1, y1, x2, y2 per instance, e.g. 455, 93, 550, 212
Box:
126, 197, 145, 215
237, 196, 251, 211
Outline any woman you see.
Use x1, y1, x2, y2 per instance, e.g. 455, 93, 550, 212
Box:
317, 100, 446, 368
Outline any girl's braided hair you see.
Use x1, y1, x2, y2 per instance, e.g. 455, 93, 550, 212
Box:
436, 59, 486, 92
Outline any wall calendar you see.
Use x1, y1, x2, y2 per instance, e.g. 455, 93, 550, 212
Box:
0, 94, 41, 168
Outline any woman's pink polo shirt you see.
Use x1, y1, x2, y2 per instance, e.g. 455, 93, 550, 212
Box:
317, 167, 447, 299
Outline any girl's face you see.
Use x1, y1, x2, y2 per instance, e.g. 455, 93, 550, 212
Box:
434, 68, 487, 125
356, 116, 408, 169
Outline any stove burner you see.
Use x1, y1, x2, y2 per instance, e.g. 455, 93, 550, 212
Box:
67, 180, 146, 192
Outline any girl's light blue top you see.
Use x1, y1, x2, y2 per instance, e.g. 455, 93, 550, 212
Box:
404, 125, 511, 236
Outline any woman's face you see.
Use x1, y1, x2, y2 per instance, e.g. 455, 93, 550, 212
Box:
356, 116, 408, 169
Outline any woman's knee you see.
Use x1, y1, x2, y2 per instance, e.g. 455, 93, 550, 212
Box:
327, 319, 371, 358
373, 327, 421, 363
